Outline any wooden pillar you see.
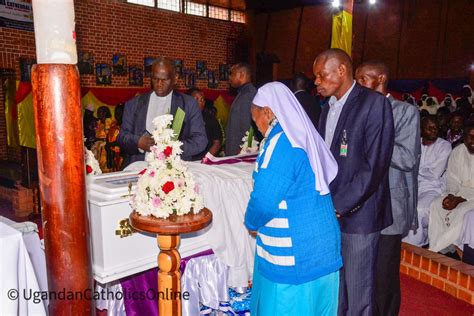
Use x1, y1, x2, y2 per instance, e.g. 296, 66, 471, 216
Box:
31, 0, 93, 314
130, 209, 212, 316
157, 235, 182, 315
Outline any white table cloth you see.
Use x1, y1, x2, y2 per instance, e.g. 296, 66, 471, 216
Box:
125, 161, 256, 288
0, 222, 47, 315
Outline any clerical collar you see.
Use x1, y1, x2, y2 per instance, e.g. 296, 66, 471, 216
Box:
152, 90, 173, 100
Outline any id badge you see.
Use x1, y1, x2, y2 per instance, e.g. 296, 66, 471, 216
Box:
340, 143, 348, 157
340, 129, 348, 157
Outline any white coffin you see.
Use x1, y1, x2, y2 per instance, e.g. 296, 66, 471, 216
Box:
86, 171, 211, 284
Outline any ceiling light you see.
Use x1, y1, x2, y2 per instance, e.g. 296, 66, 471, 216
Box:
332, 0, 341, 8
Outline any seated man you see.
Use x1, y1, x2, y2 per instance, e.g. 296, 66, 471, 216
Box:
118, 58, 207, 167
404, 116, 451, 246
429, 124, 474, 252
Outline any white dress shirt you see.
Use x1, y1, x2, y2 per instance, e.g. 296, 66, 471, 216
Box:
324, 81, 356, 147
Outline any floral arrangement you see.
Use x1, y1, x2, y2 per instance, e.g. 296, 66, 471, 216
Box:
131, 114, 203, 219
240, 127, 260, 154
85, 147, 102, 176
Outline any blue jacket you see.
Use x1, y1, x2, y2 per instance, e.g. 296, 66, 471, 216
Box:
318, 84, 395, 234
245, 124, 342, 285
118, 91, 207, 167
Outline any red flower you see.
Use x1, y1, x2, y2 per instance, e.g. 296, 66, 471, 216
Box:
139, 168, 147, 175
86, 165, 93, 174
162, 181, 175, 194
163, 146, 173, 158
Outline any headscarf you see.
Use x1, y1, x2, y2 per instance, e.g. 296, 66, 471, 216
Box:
462, 84, 473, 104
252, 82, 338, 195
440, 94, 456, 112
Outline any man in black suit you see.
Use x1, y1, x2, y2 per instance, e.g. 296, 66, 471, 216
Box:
118, 58, 207, 167
290, 72, 321, 128
314, 49, 394, 316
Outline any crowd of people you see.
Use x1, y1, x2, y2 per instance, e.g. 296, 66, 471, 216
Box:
82, 54, 473, 315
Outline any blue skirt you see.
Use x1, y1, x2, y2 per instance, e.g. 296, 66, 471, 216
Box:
251, 259, 339, 316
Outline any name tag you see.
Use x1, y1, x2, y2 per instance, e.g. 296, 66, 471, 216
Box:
340, 129, 348, 157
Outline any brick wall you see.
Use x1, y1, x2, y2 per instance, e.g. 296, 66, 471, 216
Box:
0, 0, 244, 161
401, 242, 474, 305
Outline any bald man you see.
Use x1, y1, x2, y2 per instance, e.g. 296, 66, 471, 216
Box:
118, 57, 207, 166
356, 61, 420, 316
225, 62, 257, 156
314, 49, 395, 316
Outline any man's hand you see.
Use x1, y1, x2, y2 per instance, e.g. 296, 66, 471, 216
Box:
442, 194, 467, 211
138, 135, 154, 152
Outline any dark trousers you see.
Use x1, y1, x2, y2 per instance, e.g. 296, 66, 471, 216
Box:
463, 244, 474, 265
375, 234, 402, 316
338, 231, 380, 316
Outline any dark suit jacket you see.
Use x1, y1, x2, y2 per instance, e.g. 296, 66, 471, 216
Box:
295, 90, 321, 128
225, 83, 257, 156
318, 84, 395, 234
118, 91, 207, 167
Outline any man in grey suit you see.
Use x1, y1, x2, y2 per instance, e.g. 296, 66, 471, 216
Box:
118, 58, 207, 167
356, 61, 421, 316
224, 62, 257, 156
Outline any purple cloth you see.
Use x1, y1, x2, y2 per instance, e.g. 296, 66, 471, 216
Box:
120, 249, 214, 316
252, 82, 338, 195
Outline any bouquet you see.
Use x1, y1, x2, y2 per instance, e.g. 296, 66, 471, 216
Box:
85, 147, 102, 176
131, 114, 203, 219
239, 127, 259, 154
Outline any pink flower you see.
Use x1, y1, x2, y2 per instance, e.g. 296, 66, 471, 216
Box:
139, 168, 147, 175
152, 197, 162, 208
157, 152, 166, 160
194, 185, 200, 194
150, 171, 155, 177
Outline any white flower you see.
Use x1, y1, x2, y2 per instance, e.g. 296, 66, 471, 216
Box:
131, 114, 203, 219
85, 148, 102, 176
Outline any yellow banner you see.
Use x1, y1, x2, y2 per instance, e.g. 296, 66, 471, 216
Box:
17, 91, 36, 148
331, 10, 353, 56
4, 79, 19, 147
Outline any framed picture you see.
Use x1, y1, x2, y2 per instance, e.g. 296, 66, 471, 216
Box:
219, 64, 229, 81
144, 57, 156, 77
129, 65, 144, 86
112, 54, 127, 76
184, 69, 195, 88
96, 63, 112, 85
196, 60, 207, 80
174, 59, 183, 77
19, 57, 36, 82
78, 52, 94, 75
207, 70, 219, 89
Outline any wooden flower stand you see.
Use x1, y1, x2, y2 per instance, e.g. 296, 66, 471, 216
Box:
129, 208, 212, 316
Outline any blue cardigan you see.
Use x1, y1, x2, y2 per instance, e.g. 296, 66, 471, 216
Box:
245, 123, 342, 285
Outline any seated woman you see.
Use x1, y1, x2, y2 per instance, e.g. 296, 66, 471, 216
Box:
244, 82, 341, 315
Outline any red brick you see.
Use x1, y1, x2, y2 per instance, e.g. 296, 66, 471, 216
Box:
458, 272, 469, 289
444, 283, 457, 298
419, 271, 432, 285
457, 289, 473, 305
439, 264, 448, 279
420, 257, 430, 271
431, 277, 444, 290
412, 254, 421, 268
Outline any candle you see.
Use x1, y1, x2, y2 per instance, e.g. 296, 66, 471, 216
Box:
32, 0, 77, 64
